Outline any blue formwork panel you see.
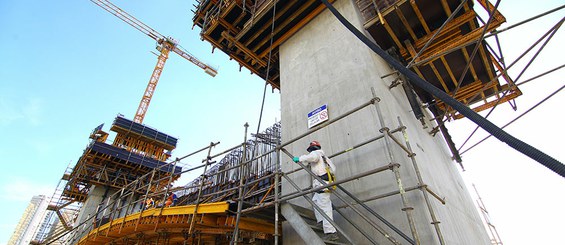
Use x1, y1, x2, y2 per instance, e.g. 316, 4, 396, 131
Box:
90, 141, 182, 174
112, 116, 178, 148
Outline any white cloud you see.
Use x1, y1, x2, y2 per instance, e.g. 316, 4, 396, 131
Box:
22, 97, 44, 126
0, 97, 44, 126
0, 97, 23, 125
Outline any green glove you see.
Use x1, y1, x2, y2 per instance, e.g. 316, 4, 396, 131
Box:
293, 157, 300, 163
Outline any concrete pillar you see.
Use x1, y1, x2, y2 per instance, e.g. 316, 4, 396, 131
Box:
69, 185, 109, 244
279, 0, 490, 244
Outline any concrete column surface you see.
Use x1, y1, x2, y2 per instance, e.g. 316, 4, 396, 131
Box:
279, 0, 490, 244
69, 185, 111, 244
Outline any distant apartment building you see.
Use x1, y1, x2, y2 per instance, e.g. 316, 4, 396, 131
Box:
8, 195, 49, 245
31, 208, 76, 245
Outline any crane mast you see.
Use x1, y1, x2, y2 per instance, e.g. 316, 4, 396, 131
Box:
135, 40, 172, 124
91, 0, 217, 123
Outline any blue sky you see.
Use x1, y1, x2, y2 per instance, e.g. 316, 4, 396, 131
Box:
1, 0, 563, 244
0, 0, 280, 243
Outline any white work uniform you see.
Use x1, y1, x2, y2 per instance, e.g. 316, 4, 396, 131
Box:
298, 149, 337, 234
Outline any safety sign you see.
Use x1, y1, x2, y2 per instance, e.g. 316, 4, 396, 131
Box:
307, 104, 329, 128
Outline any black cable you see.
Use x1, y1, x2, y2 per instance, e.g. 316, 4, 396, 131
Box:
458, 18, 563, 151
461, 84, 565, 155
319, 0, 565, 178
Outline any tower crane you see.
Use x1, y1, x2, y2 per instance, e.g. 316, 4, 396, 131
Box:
91, 0, 217, 124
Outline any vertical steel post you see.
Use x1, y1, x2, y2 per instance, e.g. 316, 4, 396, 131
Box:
281, 148, 403, 244
398, 117, 445, 244
281, 173, 358, 245
274, 147, 281, 245
134, 169, 155, 231
157, 159, 179, 217
232, 123, 249, 244
188, 142, 217, 234
372, 87, 421, 244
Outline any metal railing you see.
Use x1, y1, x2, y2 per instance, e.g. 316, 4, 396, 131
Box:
41, 89, 450, 245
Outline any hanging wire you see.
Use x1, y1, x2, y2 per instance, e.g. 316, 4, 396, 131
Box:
319, 0, 565, 177
431, 15, 564, 131
255, 1, 278, 136
515, 64, 565, 87
230, 1, 278, 244
457, 17, 564, 151
485, 4, 565, 38
461, 84, 565, 155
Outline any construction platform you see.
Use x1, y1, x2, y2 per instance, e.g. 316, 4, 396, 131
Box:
62, 116, 181, 203
193, 0, 521, 120
43, 115, 183, 240
36, 1, 527, 244
77, 202, 277, 244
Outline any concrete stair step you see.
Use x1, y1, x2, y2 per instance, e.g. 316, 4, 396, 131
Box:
309, 222, 323, 232
282, 203, 350, 245
290, 203, 316, 220
324, 240, 349, 245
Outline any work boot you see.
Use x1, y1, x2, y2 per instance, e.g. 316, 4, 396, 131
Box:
323, 233, 339, 241
315, 222, 323, 230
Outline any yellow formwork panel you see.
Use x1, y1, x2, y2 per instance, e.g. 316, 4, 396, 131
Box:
160, 202, 230, 215
78, 202, 232, 244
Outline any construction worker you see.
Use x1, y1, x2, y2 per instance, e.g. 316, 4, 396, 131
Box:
145, 197, 154, 210
293, 141, 339, 241
165, 192, 178, 207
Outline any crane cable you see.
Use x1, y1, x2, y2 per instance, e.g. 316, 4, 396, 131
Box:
319, 0, 565, 178
255, 1, 278, 136
231, 1, 278, 244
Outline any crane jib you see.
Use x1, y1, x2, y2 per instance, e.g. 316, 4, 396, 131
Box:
91, 0, 218, 123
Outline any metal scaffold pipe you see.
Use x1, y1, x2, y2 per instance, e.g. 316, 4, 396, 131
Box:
319, 0, 565, 178
397, 117, 446, 244
280, 148, 411, 244
232, 123, 249, 244
372, 88, 421, 244
188, 142, 217, 234
278, 97, 379, 149
274, 149, 281, 245
281, 173, 359, 245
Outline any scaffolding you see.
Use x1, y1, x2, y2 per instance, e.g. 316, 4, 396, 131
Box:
25, 0, 561, 244
36, 1, 565, 243
192, 0, 522, 122
31, 163, 82, 245
189, 0, 531, 169
38, 89, 466, 244
35, 115, 187, 245
473, 185, 503, 245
